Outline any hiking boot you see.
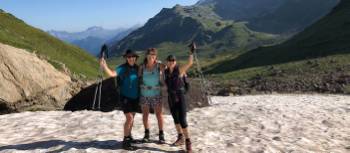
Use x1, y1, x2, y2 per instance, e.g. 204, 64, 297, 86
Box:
172, 134, 184, 146
185, 139, 192, 153
142, 129, 150, 143
122, 137, 136, 150
129, 135, 137, 143
158, 131, 165, 144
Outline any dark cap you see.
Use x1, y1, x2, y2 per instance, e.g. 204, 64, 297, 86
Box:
166, 54, 176, 61
123, 49, 139, 58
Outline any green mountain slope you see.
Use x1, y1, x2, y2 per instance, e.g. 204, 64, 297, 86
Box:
0, 10, 98, 79
206, 0, 350, 94
111, 4, 277, 58
208, 0, 350, 73
111, 0, 338, 61
248, 0, 340, 34
197, 0, 339, 34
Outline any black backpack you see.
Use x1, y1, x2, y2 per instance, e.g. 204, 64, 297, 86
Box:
183, 75, 190, 94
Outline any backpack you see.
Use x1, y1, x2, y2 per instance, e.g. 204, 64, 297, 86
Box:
183, 75, 190, 94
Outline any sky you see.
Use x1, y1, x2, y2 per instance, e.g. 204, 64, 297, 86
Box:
0, 0, 198, 32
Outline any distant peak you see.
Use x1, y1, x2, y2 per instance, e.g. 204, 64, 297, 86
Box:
195, 0, 215, 5
174, 4, 182, 7
86, 26, 104, 31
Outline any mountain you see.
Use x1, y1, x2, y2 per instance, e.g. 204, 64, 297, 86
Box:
106, 25, 141, 45
0, 10, 98, 79
47, 26, 124, 42
206, 0, 350, 95
196, 0, 339, 34
48, 26, 138, 56
111, 4, 277, 57
209, 0, 350, 73
111, 0, 338, 57
195, 0, 285, 21
248, 0, 341, 34
71, 36, 106, 56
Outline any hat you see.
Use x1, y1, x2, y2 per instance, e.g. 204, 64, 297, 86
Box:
123, 49, 139, 58
166, 54, 176, 61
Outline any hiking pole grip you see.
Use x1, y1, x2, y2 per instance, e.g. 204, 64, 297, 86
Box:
188, 41, 196, 54
100, 44, 109, 59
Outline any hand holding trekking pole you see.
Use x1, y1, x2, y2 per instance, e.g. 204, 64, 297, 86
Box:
93, 44, 109, 111
99, 57, 117, 77
99, 58, 107, 70
188, 42, 196, 54
99, 44, 110, 71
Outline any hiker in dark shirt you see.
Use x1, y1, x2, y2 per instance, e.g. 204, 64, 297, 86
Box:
164, 43, 195, 153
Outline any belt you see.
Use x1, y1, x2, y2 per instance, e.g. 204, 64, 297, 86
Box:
141, 85, 161, 90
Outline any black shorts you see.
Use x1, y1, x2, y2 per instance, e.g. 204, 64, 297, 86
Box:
120, 96, 140, 114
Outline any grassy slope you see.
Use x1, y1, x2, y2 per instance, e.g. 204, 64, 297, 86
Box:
112, 5, 277, 59
207, 0, 350, 74
0, 11, 98, 79
204, 0, 350, 94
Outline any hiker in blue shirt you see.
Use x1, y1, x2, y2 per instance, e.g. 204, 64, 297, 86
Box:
138, 48, 166, 144
99, 49, 139, 150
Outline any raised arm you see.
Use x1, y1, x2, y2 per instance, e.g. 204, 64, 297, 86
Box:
100, 58, 117, 77
179, 42, 195, 76
179, 54, 193, 76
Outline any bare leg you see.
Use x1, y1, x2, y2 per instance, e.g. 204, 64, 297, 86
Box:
155, 103, 164, 131
175, 124, 183, 134
142, 104, 150, 130
124, 113, 134, 137
129, 113, 135, 136
182, 127, 190, 139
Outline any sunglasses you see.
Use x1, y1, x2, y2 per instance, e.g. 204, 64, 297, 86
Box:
147, 53, 157, 56
167, 59, 176, 62
126, 56, 136, 58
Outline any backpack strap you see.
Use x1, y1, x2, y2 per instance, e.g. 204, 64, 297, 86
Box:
139, 64, 145, 86
139, 63, 163, 90
157, 62, 165, 87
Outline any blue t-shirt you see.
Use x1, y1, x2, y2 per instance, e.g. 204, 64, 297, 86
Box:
116, 64, 139, 99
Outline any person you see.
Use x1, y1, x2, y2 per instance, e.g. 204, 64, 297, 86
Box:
164, 43, 195, 152
99, 49, 139, 150
139, 48, 166, 144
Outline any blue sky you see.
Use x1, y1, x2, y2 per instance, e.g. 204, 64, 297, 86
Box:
0, 0, 198, 32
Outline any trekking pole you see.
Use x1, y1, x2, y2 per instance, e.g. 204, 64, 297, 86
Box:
92, 44, 109, 110
189, 42, 213, 105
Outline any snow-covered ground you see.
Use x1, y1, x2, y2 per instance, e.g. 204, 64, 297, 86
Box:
0, 94, 349, 153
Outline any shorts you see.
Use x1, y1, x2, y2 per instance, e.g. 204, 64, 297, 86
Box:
140, 96, 162, 108
120, 96, 140, 114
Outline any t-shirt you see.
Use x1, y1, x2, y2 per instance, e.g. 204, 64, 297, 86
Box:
116, 64, 139, 99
